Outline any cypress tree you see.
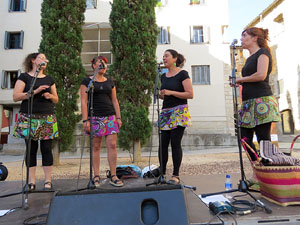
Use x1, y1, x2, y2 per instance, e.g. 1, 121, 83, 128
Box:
39, 0, 86, 156
109, 0, 158, 161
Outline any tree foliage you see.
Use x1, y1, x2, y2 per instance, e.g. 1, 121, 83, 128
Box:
39, 0, 86, 152
109, 0, 158, 150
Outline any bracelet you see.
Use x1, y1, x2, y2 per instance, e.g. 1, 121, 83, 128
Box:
83, 119, 88, 123
116, 117, 121, 120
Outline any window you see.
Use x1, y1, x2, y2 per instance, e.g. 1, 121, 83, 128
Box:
157, 0, 167, 7
157, 27, 170, 44
192, 65, 210, 85
1, 70, 20, 89
82, 28, 112, 75
190, 26, 210, 44
86, 0, 97, 9
9, 0, 26, 11
4, 31, 24, 49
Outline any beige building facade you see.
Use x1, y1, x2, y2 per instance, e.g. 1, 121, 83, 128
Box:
0, 0, 236, 152
245, 0, 300, 135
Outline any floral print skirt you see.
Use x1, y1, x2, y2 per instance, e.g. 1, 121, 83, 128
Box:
13, 113, 59, 141
239, 95, 281, 128
159, 104, 192, 130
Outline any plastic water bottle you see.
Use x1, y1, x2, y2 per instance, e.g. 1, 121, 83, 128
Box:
225, 174, 232, 199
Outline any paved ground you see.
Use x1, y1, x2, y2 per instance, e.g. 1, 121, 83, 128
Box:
1, 145, 299, 182
1, 146, 256, 182
1, 145, 300, 225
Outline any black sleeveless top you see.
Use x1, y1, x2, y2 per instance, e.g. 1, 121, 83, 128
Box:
241, 48, 273, 101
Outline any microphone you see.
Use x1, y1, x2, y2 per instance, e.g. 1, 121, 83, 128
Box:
231, 39, 238, 46
39, 61, 46, 67
98, 60, 105, 70
183, 185, 197, 191
157, 61, 164, 65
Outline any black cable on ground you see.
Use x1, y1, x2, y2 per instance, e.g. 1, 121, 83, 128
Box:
0, 189, 55, 199
23, 213, 48, 225
230, 198, 267, 215
0, 191, 23, 198
76, 136, 86, 191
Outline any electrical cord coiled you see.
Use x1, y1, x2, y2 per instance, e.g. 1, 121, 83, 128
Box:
230, 199, 258, 215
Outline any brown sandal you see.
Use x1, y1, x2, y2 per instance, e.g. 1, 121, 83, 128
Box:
109, 175, 124, 187
93, 175, 101, 187
167, 176, 180, 185
44, 181, 53, 190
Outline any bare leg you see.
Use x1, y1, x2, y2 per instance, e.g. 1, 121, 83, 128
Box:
106, 134, 123, 186
43, 166, 53, 187
105, 134, 117, 176
92, 136, 102, 177
29, 167, 36, 184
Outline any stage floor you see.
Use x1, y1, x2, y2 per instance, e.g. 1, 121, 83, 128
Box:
1, 173, 300, 225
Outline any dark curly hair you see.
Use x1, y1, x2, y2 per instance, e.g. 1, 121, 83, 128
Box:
165, 49, 186, 68
23, 53, 40, 72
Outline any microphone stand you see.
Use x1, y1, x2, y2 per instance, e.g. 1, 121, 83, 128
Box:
147, 63, 166, 186
23, 65, 42, 209
85, 62, 105, 189
201, 43, 272, 214
146, 65, 197, 191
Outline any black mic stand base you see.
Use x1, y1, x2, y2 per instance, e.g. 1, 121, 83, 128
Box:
201, 179, 272, 214
146, 175, 166, 186
87, 180, 96, 190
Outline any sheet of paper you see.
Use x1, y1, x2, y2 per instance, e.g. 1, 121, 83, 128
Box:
199, 194, 230, 205
0, 209, 15, 217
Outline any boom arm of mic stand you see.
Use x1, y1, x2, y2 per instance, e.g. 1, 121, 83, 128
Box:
86, 63, 104, 93
86, 71, 98, 93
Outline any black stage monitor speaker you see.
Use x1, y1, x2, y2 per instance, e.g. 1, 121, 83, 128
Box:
46, 184, 189, 225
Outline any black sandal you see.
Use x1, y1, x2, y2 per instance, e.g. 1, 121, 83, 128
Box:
24, 183, 35, 192
93, 175, 101, 187
167, 176, 180, 185
109, 175, 124, 187
44, 181, 53, 190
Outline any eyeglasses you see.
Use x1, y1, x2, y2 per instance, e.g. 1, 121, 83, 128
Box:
37, 56, 49, 62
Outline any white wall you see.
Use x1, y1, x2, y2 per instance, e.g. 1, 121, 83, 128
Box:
252, 0, 300, 131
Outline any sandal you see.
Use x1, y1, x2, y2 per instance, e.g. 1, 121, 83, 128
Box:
23, 183, 35, 192
44, 181, 53, 190
109, 175, 124, 187
29, 183, 36, 191
93, 175, 101, 188
167, 176, 180, 185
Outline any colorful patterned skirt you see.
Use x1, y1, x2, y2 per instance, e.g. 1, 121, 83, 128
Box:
85, 115, 119, 137
159, 104, 192, 130
239, 95, 281, 128
13, 113, 59, 141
